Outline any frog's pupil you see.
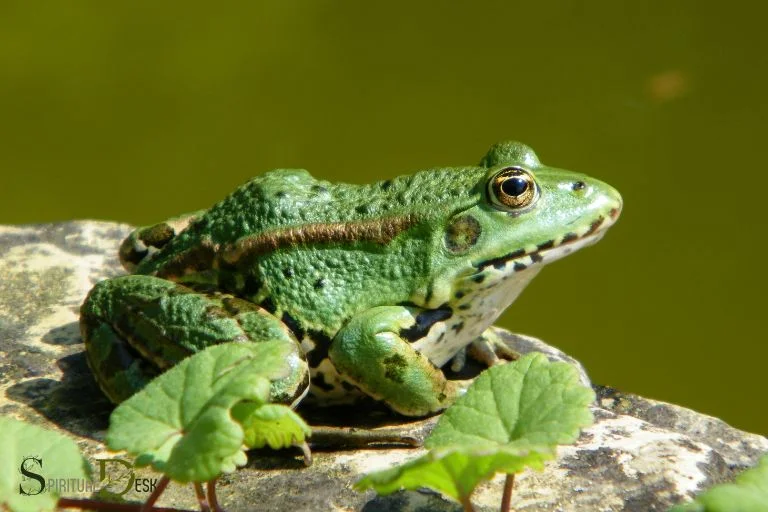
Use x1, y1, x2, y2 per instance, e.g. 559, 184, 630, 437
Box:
502, 176, 529, 197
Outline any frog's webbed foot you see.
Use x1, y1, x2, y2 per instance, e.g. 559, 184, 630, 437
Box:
466, 328, 521, 368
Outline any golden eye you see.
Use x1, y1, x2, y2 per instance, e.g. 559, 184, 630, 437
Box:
488, 167, 537, 210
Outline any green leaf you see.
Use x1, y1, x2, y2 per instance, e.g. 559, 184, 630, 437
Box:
356, 442, 553, 501
670, 454, 768, 512
426, 352, 595, 449
107, 341, 291, 483
232, 403, 311, 450
0, 417, 89, 512
357, 352, 595, 503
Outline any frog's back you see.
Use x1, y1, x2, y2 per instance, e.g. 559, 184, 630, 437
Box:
129, 166, 484, 279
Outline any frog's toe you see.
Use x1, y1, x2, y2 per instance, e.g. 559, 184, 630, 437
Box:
467, 330, 520, 367
449, 347, 467, 372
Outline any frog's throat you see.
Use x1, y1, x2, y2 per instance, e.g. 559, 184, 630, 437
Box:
220, 214, 419, 264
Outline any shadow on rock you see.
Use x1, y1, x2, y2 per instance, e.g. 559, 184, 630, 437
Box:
361, 490, 461, 512
40, 320, 83, 346
5, 350, 112, 439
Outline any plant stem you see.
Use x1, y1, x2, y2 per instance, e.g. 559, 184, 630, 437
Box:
141, 475, 170, 512
459, 494, 477, 512
206, 479, 223, 512
57, 497, 189, 511
501, 474, 515, 512
298, 441, 313, 466
193, 482, 210, 512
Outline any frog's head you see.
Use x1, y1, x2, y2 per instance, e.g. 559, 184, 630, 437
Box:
419, 141, 622, 325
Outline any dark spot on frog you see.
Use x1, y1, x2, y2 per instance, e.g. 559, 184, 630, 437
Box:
450, 321, 465, 333
340, 381, 358, 392
282, 268, 294, 279
513, 262, 527, 272
454, 291, 465, 299
572, 181, 586, 191
437, 332, 445, 343
444, 215, 482, 254
400, 306, 453, 342
275, 191, 287, 198
472, 274, 485, 283
383, 354, 407, 383
530, 252, 543, 263
312, 371, 335, 391
380, 180, 392, 190
537, 240, 554, 251
458, 304, 471, 311
243, 274, 262, 297
609, 207, 620, 219
259, 296, 277, 314
311, 184, 328, 194
204, 305, 230, 320
314, 278, 326, 290
476, 248, 526, 271
221, 296, 242, 314
562, 232, 578, 244
306, 330, 332, 368
139, 223, 176, 248
281, 312, 305, 339
156, 241, 216, 278
118, 240, 148, 268
355, 204, 369, 215
584, 216, 605, 236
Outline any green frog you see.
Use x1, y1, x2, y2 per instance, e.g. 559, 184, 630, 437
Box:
80, 141, 621, 417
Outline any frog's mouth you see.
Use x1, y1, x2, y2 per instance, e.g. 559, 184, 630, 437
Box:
473, 208, 620, 275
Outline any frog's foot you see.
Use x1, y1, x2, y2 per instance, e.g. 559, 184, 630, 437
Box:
329, 306, 462, 417
466, 328, 521, 368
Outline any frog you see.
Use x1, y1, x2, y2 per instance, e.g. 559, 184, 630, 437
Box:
80, 141, 622, 417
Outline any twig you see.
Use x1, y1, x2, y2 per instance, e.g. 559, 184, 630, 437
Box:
141, 475, 170, 512
193, 482, 210, 512
459, 494, 477, 512
298, 441, 313, 466
501, 474, 515, 512
206, 479, 223, 512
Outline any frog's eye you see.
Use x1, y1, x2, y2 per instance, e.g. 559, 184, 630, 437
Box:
488, 167, 538, 210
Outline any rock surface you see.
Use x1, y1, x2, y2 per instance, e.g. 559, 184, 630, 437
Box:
1, 221, 766, 511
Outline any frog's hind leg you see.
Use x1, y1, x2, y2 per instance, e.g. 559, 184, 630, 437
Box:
81, 305, 159, 404
80, 274, 309, 405
119, 210, 206, 271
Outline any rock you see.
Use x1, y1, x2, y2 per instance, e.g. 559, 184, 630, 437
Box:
1, 221, 766, 511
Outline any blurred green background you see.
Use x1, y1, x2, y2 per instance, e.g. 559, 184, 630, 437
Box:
2, 2, 766, 434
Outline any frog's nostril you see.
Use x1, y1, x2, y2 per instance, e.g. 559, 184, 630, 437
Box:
571, 181, 586, 192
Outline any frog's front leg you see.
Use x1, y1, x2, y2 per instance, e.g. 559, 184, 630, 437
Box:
80, 275, 308, 405
329, 306, 464, 417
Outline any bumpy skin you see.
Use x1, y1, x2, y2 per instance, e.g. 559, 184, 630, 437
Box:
81, 141, 622, 416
